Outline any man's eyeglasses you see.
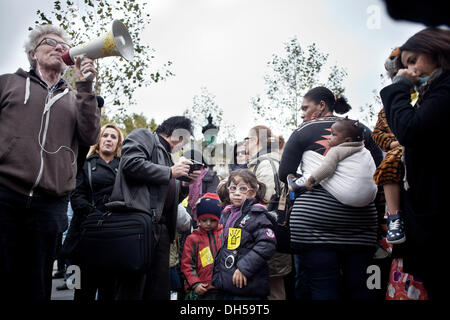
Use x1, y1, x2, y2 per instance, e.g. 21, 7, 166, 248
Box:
35, 38, 71, 51
236, 151, 246, 156
244, 136, 257, 143
228, 185, 252, 193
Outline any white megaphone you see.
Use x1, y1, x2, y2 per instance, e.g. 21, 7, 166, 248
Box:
62, 20, 134, 79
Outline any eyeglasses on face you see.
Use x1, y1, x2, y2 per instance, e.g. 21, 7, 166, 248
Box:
35, 38, 71, 51
244, 136, 257, 143
236, 151, 246, 156
228, 185, 253, 193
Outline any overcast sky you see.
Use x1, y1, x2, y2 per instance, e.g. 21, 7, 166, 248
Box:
0, 0, 425, 141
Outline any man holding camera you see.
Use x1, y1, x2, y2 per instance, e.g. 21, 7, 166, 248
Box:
107, 116, 201, 300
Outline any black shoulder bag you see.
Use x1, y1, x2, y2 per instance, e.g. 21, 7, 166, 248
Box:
76, 148, 158, 272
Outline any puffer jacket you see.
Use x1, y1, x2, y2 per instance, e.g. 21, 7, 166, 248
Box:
212, 198, 276, 297
0, 68, 101, 197
181, 225, 223, 291
247, 150, 292, 277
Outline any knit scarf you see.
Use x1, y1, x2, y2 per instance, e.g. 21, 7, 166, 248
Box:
223, 205, 242, 238
188, 167, 209, 221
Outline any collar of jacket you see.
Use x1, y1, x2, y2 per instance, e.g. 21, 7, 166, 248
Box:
29, 68, 66, 90
417, 68, 447, 106
337, 141, 364, 148
157, 134, 172, 153
196, 223, 223, 235
15, 68, 68, 91
224, 198, 267, 214
86, 152, 120, 163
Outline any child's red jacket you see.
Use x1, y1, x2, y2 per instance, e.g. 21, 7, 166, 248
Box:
181, 224, 223, 291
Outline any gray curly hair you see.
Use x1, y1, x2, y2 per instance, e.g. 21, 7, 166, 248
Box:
24, 24, 71, 69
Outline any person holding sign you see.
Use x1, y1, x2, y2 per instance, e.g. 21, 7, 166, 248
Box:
212, 169, 276, 299
181, 193, 223, 300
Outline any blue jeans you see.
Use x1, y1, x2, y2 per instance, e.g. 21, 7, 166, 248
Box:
297, 248, 376, 300
0, 184, 68, 300
293, 254, 311, 300
62, 202, 73, 243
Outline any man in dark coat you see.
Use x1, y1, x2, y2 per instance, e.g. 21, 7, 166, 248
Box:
107, 116, 201, 300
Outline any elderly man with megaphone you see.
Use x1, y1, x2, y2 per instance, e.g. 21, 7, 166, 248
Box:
0, 23, 101, 301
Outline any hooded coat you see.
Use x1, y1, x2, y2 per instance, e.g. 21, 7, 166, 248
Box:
0, 68, 101, 197
212, 198, 276, 297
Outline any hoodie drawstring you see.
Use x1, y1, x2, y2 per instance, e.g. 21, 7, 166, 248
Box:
24, 77, 30, 104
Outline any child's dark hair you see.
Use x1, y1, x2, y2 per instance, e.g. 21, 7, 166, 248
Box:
216, 181, 231, 207
224, 169, 267, 205
304, 86, 352, 115
335, 117, 364, 142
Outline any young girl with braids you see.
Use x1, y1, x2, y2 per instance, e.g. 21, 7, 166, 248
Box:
212, 169, 276, 299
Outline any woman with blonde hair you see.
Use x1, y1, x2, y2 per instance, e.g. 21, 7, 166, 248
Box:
86, 123, 124, 159
64, 123, 123, 301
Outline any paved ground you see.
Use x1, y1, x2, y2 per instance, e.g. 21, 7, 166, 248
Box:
51, 277, 74, 300
51, 261, 74, 300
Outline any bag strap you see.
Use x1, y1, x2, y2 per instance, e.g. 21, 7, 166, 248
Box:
253, 157, 281, 197
253, 156, 290, 214
87, 159, 95, 206
148, 136, 160, 219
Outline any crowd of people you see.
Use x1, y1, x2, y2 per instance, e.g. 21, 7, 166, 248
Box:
0, 22, 449, 302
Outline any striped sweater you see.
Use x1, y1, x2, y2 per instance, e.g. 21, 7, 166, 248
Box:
279, 116, 381, 250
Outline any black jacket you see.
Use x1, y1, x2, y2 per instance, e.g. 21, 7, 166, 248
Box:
212, 198, 276, 297
70, 153, 119, 216
380, 70, 450, 279
106, 129, 188, 242
61, 154, 119, 260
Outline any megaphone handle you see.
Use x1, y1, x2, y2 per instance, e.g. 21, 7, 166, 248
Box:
75, 54, 94, 81
83, 71, 94, 81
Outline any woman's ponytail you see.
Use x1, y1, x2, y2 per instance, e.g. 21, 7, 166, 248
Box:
255, 181, 267, 205
333, 96, 352, 115
304, 86, 351, 115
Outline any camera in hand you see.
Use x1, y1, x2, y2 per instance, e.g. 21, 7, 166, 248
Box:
177, 160, 204, 182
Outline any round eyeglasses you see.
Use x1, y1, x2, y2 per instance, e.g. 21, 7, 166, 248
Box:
228, 185, 253, 193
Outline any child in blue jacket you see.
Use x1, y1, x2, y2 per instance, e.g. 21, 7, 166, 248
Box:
212, 169, 276, 299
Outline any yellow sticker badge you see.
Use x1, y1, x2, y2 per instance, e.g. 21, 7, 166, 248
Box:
199, 246, 214, 267
227, 228, 242, 250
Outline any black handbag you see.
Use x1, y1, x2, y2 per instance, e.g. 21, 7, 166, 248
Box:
75, 209, 153, 272
74, 152, 156, 272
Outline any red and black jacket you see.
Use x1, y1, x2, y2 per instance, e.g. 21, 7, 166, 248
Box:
181, 224, 223, 291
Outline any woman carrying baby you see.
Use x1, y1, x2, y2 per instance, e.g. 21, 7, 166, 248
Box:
279, 86, 383, 300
